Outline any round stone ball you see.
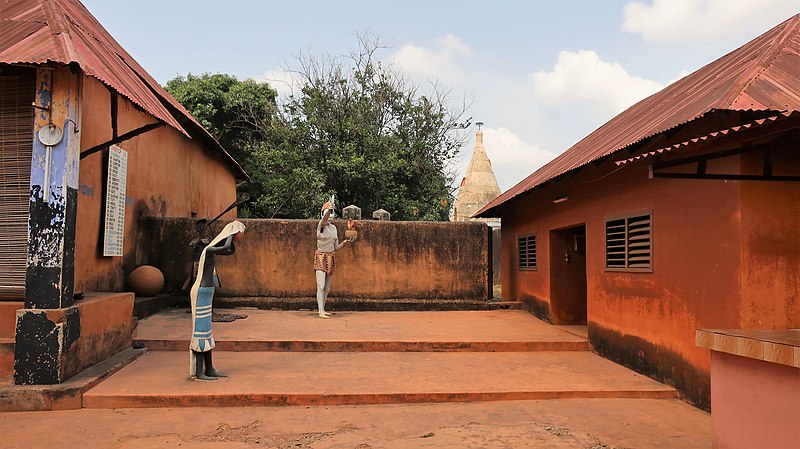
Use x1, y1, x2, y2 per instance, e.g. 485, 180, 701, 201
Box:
128, 265, 164, 297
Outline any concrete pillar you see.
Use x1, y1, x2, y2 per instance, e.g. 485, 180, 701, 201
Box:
342, 204, 361, 220
14, 66, 82, 385
372, 209, 391, 221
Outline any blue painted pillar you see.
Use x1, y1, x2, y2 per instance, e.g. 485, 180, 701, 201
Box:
14, 66, 82, 385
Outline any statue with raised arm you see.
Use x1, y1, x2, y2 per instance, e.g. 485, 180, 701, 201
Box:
189, 220, 246, 381
313, 195, 356, 318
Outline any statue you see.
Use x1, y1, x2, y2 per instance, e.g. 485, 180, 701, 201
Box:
314, 195, 356, 318
189, 220, 246, 381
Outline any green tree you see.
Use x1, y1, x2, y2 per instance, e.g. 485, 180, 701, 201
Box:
164, 35, 470, 220
263, 35, 471, 220
164, 73, 277, 165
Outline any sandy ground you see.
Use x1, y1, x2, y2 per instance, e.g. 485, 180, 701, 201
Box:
0, 398, 710, 449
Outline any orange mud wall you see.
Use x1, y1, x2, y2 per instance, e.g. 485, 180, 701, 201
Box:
740, 143, 800, 330
139, 219, 491, 301
74, 76, 238, 293
501, 157, 747, 408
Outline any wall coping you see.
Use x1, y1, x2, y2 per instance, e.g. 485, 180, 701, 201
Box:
696, 329, 800, 368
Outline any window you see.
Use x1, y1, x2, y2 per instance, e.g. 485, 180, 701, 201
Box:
605, 213, 652, 271
518, 233, 537, 270
0, 71, 35, 299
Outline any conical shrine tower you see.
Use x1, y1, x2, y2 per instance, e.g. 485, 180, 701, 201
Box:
452, 123, 501, 222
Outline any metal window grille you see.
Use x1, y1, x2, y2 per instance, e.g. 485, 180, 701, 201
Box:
518, 234, 537, 270
0, 73, 35, 299
605, 214, 652, 271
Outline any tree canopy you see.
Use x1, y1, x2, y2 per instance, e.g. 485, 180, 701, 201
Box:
165, 73, 277, 164
165, 37, 470, 220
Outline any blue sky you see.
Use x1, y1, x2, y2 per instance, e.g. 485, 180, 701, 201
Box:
82, 0, 800, 192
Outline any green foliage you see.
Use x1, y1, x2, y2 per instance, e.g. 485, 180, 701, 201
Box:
165, 37, 470, 220
165, 73, 277, 164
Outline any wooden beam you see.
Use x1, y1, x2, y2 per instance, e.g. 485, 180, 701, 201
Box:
110, 91, 118, 139
763, 147, 773, 177
696, 160, 707, 176
652, 172, 800, 182
80, 122, 163, 159
655, 144, 758, 169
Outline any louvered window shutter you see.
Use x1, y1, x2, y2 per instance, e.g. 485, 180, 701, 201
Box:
518, 234, 537, 270
0, 73, 35, 299
606, 213, 652, 271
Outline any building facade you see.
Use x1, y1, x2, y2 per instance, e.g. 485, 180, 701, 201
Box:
477, 15, 800, 408
0, 0, 245, 384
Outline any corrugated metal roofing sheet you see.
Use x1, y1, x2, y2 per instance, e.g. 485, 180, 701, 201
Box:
0, 0, 247, 179
0, 0, 185, 134
613, 111, 800, 167
477, 14, 800, 217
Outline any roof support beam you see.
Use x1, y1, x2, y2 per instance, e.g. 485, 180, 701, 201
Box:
763, 147, 773, 177
652, 172, 800, 181
654, 142, 764, 170
79, 122, 163, 159
651, 135, 800, 181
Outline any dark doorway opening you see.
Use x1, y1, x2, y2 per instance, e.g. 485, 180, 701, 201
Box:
549, 225, 587, 325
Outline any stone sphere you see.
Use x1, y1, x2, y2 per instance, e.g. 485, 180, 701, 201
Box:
128, 265, 164, 297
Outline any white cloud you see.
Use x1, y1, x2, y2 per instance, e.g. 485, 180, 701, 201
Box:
454, 127, 557, 191
531, 50, 664, 115
390, 34, 473, 83
437, 34, 473, 56
622, 0, 800, 43
254, 68, 304, 98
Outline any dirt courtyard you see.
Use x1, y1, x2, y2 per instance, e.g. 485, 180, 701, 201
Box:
0, 397, 709, 449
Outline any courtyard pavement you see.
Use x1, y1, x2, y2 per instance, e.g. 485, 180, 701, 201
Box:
0, 309, 711, 448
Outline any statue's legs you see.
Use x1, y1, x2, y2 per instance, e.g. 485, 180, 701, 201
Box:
203, 351, 227, 377
192, 350, 217, 381
315, 270, 332, 318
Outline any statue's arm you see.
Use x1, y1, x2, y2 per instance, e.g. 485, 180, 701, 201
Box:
208, 235, 236, 256
334, 230, 345, 250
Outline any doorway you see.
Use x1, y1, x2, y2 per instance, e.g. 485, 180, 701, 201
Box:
549, 225, 587, 325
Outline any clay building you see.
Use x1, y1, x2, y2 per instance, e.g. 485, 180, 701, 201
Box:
476, 15, 800, 408
0, 0, 246, 385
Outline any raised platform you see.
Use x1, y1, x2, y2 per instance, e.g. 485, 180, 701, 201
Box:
697, 328, 800, 449
0, 338, 13, 384
0, 348, 145, 411
133, 294, 187, 320
0, 301, 23, 339
134, 309, 588, 352
82, 351, 675, 408
72, 309, 677, 409
214, 296, 522, 311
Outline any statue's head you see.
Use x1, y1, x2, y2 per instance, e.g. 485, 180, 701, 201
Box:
321, 201, 334, 218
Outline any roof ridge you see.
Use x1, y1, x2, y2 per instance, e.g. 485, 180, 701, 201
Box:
722, 14, 800, 108
40, 0, 78, 62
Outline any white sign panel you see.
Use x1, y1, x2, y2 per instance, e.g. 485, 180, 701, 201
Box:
103, 145, 128, 257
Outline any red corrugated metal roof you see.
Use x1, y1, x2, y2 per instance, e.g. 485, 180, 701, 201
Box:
613, 111, 800, 167
0, 0, 248, 179
477, 14, 800, 218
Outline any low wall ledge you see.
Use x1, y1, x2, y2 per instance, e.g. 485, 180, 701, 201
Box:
696, 329, 800, 368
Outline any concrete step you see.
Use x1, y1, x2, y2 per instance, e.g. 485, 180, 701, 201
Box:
134, 309, 588, 352
214, 296, 518, 311
133, 295, 186, 320
82, 351, 676, 408
137, 339, 588, 352
0, 348, 146, 411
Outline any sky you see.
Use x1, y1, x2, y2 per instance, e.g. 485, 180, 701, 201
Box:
81, 0, 800, 193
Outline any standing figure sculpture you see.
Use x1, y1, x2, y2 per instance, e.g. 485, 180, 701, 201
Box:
189, 220, 246, 381
314, 196, 355, 318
